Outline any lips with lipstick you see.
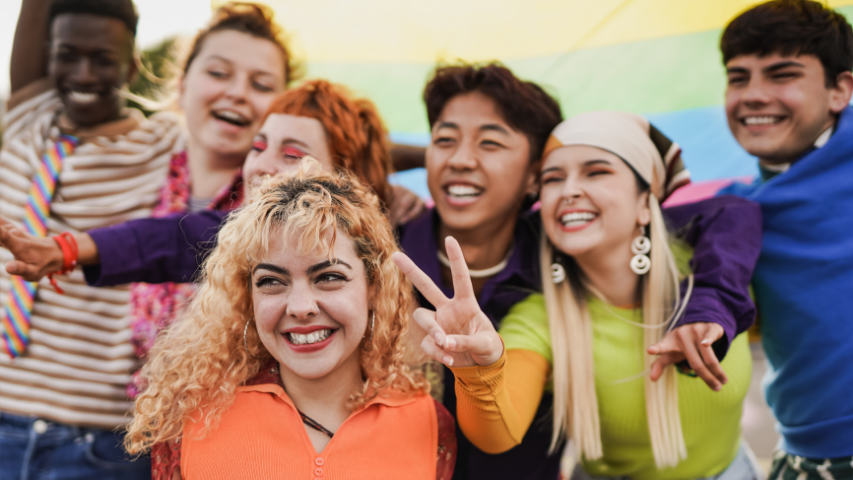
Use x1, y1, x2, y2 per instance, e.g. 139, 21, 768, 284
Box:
212, 109, 251, 127
283, 325, 337, 351
559, 210, 598, 231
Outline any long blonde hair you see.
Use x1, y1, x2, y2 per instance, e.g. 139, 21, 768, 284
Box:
125, 159, 427, 454
541, 192, 688, 467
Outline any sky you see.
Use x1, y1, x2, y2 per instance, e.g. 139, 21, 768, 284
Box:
0, 0, 212, 99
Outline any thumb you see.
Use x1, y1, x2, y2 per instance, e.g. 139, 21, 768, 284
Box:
649, 352, 681, 381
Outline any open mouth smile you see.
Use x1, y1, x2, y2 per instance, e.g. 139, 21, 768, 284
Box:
559, 210, 598, 232
282, 326, 337, 353
444, 183, 484, 206
67, 91, 99, 105
212, 109, 251, 127
741, 115, 784, 126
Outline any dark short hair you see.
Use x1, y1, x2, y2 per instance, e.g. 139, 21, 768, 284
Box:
183, 2, 301, 85
721, 0, 853, 86
423, 62, 563, 162
49, 0, 139, 37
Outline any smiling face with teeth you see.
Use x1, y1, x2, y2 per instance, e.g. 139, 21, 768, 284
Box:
427, 92, 538, 238
48, 14, 136, 127
180, 30, 287, 167
251, 229, 370, 382
540, 145, 650, 264
725, 53, 853, 165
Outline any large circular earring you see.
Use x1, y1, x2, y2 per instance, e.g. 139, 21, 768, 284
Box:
630, 230, 651, 275
243, 318, 262, 360
551, 251, 567, 284
362, 310, 375, 351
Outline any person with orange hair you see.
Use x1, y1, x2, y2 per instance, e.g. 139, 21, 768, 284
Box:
123, 159, 455, 479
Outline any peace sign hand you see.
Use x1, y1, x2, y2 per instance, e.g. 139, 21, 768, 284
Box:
392, 237, 504, 368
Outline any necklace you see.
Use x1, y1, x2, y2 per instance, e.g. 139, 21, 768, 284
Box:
299, 410, 335, 438
436, 244, 513, 279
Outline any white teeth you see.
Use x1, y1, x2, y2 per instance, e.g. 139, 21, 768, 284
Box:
561, 212, 596, 227
214, 110, 248, 124
288, 329, 331, 345
68, 91, 97, 104
744, 116, 781, 126
447, 185, 483, 197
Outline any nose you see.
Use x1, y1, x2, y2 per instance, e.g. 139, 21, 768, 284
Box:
285, 282, 320, 319
224, 73, 250, 103
71, 58, 96, 85
740, 77, 771, 107
560, 174, 583, 202
445, 140, 478, 171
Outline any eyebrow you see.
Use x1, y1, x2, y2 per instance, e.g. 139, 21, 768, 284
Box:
763, 61, 805, 73
279, 138, 310, 149
307, 259, 352, 275
436, 121, 459, 130
480, 124, 510, 135
253, 263, 289, 276
541, 159, 613, 175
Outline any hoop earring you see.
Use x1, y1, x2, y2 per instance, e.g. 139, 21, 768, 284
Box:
551, 252, 566, 284
243, 318, 262, 360
630, 231, 651, 275
363, 310, 375, 351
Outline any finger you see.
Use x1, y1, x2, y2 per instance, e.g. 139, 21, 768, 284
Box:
392, 251, 449, 308
682, 340, 721, 391
648, 333, 680, 355
443, 237, 475, 300
699, 342, 728, 386
412, 308, 446, 346
649, 352, 682, 381
420, 336, 455, 367
444, 333, 503, 366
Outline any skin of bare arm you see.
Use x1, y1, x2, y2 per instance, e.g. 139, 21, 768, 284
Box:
10, 0, 51, 94
0, 216, 99, 281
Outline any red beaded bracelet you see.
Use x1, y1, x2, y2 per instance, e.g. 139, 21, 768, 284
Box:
47, 232, 78, 295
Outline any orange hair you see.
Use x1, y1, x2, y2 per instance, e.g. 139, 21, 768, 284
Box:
263, 80, 393, 205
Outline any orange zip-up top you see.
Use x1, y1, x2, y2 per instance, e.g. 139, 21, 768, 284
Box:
181, 382, 441, 480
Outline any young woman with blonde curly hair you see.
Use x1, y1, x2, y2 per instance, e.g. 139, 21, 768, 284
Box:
124, 159, 455, 479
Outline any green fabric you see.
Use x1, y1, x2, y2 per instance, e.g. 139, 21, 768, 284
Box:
498, 244, 751, 480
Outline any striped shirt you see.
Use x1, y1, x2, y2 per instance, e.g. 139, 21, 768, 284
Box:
0, 79, 183, 428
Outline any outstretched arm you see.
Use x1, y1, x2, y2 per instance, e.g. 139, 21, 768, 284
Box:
11, 0, 52, 94
0, 210, 228, 287
648, 195, 762, 390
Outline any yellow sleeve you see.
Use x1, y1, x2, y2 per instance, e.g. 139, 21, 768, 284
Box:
451, 348, 550, 454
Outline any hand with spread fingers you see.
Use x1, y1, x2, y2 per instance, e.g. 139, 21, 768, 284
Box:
392, 236, 503, 368
648, 322, 728, 391
0, 215, 65, 282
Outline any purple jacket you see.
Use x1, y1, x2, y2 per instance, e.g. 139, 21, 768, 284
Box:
84, 195, 761, 480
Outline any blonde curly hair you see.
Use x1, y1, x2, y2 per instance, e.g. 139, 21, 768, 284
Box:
125, 159, 427, 454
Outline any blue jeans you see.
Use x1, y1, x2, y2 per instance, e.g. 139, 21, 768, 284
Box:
0, 412, 150, 480
571, 443, 766, 480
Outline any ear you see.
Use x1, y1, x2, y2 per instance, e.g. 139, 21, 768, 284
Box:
524, 158, 542, 196
829, 71, 853, 114
126, 50, 139, 86
637, 191, 651, 227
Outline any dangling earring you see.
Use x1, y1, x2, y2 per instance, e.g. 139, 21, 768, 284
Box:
243, 318, 262, 360
630, 228, 651, 275
551, 253, 566, 284
363, 310, 375, 351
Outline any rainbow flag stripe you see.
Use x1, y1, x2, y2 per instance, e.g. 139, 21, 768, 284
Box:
1, 135, 77, 357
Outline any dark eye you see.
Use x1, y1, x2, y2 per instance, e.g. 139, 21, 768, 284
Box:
727, 75, 747, 85
56, 51, 77, 63
481, 140, 503, 148
541, 176, 563, 184
254, 276, 283, 288
208, 70, 227, 78
588, 169, 610, 177
434, 137, 455, 146
316, 272, 347, 283
252, 140, 267, 152
94, 55, 116, 67
253, 81, 274, 92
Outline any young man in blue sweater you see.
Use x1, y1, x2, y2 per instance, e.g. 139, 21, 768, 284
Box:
718, 1, 853, 478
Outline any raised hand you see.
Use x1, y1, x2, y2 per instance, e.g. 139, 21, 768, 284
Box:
392, 236, 503, 368
0, 215, 64, 281
647, 322, 728, 391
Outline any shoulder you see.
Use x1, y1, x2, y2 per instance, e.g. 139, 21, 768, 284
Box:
3, 84, 60, 142
500, 294, 552, 361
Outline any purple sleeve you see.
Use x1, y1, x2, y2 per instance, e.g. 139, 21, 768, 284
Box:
662, 195, 762, 360
83, 210, 229, 287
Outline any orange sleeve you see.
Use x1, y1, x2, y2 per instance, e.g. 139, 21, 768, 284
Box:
451, 349, 550, 454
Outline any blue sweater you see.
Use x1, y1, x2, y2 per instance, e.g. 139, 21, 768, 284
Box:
719, 107, 853, 458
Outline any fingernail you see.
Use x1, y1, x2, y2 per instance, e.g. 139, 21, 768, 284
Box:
714, 385, 722, 392
435, 332, 446, 347
444, 337, 456, 350
444, 356, 454, 367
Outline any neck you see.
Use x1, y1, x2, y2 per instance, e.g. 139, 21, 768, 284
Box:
185, 137, 244, 199
437, 214, 517, 297
278, 352, 363, 434
574, 242, 639, 307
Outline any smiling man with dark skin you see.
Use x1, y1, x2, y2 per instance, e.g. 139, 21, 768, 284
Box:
715, 1, 853, 478
0, 0, 182, 478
